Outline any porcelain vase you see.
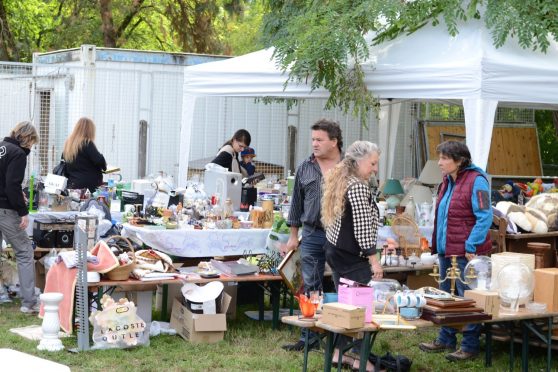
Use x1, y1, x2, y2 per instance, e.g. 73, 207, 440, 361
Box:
37, 292, 64, 352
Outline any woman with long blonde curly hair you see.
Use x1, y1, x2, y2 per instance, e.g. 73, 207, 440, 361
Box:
62, 117, 106, 192
321, 140, 383, 371
322, 140, 383, 283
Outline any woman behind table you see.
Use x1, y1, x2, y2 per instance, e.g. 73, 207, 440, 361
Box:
210, 129, 251, 177
419, 140, 492, 362
62, 117, 107, 192
0, 121, 40, 313
321, 140, 383, 371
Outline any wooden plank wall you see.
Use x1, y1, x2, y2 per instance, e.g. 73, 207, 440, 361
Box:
425, 124, 542, 176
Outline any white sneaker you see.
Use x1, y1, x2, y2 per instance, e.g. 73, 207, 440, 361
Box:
20, 303, 40, 314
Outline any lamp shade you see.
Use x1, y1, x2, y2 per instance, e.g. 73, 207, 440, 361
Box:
382, 179, 404, 196
418, 160, 443, 185
401, 184, 433, 206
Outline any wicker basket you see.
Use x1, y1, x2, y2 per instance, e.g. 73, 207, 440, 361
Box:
104, 235, 136, 281
391, 215, 422, 258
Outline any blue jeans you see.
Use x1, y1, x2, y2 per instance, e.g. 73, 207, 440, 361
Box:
300, 227, 326, 293
436, 255, 481, 354
298, 226, 326, 343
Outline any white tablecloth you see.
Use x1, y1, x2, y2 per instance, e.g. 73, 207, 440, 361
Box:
25, 213, 433, 257
122, 223, 271, 258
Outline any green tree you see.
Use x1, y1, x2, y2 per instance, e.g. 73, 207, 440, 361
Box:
261, 0, 558, 119
223, 0, 266, 55
0, 0, 263, 61
0, 0, 18, 61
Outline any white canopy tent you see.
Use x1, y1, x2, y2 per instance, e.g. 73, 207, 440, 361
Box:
179, 18, 558, 185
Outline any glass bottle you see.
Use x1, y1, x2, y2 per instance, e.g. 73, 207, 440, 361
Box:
405, 195, 416, 220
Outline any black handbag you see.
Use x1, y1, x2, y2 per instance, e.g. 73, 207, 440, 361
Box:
52, 159, 67, 176
369, 352, 412, 372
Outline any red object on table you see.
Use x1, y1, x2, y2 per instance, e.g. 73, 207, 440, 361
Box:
297, 294, 316, 318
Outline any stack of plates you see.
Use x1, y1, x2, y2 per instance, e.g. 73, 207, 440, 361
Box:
491, 252, 535, 296
526, 301, 547, 313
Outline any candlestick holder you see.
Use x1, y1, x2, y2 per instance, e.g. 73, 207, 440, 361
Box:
429, 255, 476, 295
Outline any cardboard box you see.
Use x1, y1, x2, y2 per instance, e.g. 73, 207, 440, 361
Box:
170, 293, 231, 343
464, 289, 500, 317
155, 281, 240, 320
34, 261, 46, 291
321, 302, 365, 329
223, 282, 237, 320
338, 285, 374, 322
534, 268, 558, 312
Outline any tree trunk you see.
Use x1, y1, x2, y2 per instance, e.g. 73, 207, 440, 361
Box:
0, 0, 18, 61
99, 0, 117, 47
99, 0, 144, 48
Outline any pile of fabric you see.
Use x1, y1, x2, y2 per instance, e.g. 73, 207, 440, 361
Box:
495, 193, 558, 233
131, 249, 177, 280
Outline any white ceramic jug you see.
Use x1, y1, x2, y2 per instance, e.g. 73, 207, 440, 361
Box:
418, 202, 432, 226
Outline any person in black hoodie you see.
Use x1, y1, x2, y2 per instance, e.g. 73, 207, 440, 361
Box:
0, 121, 40, 313
62, 117, 107, 192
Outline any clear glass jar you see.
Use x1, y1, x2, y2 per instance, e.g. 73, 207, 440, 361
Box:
223, 198, 233, 218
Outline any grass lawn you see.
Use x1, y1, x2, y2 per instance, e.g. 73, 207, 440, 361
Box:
1, 298, 556, 372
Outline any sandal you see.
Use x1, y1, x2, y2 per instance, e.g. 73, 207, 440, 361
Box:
332, 350, 357, 370
351, 356, 383, 372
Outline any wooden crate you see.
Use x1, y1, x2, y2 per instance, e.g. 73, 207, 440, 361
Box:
423, 122, 542, 176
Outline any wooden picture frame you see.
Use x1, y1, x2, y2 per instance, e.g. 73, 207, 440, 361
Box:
439, 132, 466, 143
277, 248, 303, 295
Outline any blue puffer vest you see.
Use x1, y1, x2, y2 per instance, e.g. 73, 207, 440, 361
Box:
432, 169, 491, 256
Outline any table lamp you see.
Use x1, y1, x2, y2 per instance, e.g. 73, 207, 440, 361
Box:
382, 179, 404, 210
418, 160, 442, 188
400, 184, 433, 206
418, 160, 443, 223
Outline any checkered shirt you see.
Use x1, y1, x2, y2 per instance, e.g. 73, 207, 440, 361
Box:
325, 176, 380, 258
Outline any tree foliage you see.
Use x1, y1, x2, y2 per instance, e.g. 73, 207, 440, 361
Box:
261, 0, 558, 119
0, 0, 265, 61
536, 111, 558, 171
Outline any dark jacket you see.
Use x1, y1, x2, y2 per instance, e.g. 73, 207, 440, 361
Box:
0, 137, 30, 216
211, 144, 247, 176
240, 161, 255, 176
65, 141, 107, 192
432, 167, 492, 257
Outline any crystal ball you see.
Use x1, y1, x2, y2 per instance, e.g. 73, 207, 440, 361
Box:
464, 256, 492, 290
497, 263, 534, 311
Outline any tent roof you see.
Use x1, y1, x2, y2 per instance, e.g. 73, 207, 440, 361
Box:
184, 18, 558, 106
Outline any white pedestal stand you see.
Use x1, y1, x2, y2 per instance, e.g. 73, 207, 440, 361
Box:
37, 292, 64, 352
